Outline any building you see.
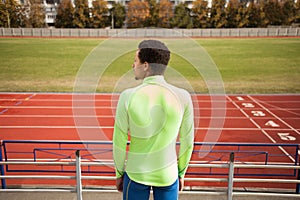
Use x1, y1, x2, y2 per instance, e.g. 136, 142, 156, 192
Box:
44, 0, 59, 25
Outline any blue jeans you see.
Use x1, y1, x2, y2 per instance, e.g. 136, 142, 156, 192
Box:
123, 173, 179, 200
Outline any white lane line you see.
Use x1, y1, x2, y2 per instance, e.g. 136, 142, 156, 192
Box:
0, 126, 291, 131
248, 95, 300, 135
0, 126, 114, 129
0, 115, 245, 120
226, 96, 295, 163
0, 115, 115, 118
0, 106, 230, 110
0, 99, 119, 102
3, 97, 300, 104
0, 98, 232, 103
0, 106, 115, 109
0, 98, 221, 102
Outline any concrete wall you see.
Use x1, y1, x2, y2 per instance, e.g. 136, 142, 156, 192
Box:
1, 28, 299, 38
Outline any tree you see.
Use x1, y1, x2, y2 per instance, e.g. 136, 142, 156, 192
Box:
158, 0, 173, 28
236, 2, 247, 27
73, 0, 90, 28
126, 0, 150, 28
171, 3, 193, 28
144, 0, 159, 27
0, 0, 23, 28
281, 0, 296, 25
260, 0, 284, 26
295, 0, 300, 23
0, 2, 6, 27
245, 1, 261, 27
192, 0, 209, 28
225, 0, 240, 28
210, 0, 227, 28
26, 0, 46, 28
259, 1, 268, 27
91, 0, 109, 28
110, 2, 126, 28
55, 0, 75, 28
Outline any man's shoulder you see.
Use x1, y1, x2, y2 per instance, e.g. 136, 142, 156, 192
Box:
167, 83, 190, 96
119, 84, 143, 98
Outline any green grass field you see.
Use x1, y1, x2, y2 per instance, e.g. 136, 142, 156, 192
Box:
0, 37, 299, 93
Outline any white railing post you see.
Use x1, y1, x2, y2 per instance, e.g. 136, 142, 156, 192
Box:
297, 157, 300, 194
76, 150, 82, 200
228, 152, 235, 200
0, 141, 6, 189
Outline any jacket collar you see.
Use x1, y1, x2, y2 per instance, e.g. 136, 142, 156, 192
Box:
143, 75, 166, 85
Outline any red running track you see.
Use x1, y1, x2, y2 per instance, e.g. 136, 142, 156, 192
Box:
0, 93, 299, 189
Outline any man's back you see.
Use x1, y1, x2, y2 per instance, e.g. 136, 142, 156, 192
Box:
113, 40, 194, 200
114, 75, 194, 186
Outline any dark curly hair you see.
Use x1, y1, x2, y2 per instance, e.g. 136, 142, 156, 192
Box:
138, 40, 170, 75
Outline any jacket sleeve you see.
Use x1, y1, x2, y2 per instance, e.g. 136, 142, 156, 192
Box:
178, 92, 194, 178
113, 91, 129, 178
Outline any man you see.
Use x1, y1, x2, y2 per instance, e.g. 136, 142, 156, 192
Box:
113, 40, 194, 200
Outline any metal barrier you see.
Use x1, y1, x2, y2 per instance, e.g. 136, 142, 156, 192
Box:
0, 140, 300, 199
2, 140, 299, 176
0, 151, 300, 199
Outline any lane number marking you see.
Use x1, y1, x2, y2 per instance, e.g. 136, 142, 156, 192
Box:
265, 120, 280, 127
278, 133, 296, 141
251, 111, 266, 117
237, 96, 244, 101
242, 103, 255, 108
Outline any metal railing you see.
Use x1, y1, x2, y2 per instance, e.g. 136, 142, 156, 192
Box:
2, 140, 299, 176
0, 151, 300, 200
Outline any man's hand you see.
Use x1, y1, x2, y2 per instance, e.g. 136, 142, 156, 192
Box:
116, 176, 124, 192
179, 177, 184, 191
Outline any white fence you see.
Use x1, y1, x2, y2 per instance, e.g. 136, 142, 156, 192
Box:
0, 151, 299, 200
0, 28, 300, 38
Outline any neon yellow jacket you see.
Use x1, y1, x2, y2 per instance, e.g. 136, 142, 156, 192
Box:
113, 75, 194, 186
